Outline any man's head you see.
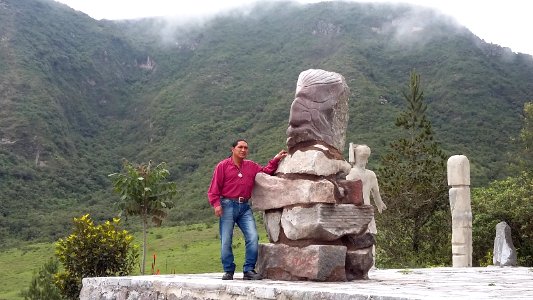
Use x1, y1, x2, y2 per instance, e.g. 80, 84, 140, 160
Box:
231, 139, 249, 161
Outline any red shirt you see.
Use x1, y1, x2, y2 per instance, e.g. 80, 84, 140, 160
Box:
207, 156, 281, 207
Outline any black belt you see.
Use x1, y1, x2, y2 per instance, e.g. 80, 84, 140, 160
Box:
224, 197, 249, 203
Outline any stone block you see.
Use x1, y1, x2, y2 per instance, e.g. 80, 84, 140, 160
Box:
337, 179, 363, 205
449, 187, 472, 224
276, 149, 351, 177
257, 243, 347, 281
493, 221, 517, 266
281, 204, 374, 241
264, 210, 282, 242
345, 247, 373, 280
251, 173, 336, 211
344, 232, 376, 250
447, 155, 470, 186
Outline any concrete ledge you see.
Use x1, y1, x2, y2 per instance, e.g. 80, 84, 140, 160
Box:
80, 267, 533, 299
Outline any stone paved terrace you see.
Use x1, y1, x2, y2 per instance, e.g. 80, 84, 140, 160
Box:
80, 267, 533, 300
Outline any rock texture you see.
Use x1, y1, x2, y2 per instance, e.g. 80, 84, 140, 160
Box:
251, 174, 336, 211
493, 221, 517, 267
257, 244, 347, 281
252, 69, 373, 281
280, 204, 373, 241
286, 69, 349, 152
276, 149, 351, 176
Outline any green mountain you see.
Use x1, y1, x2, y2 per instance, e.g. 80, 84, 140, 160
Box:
1, 0, 532, 245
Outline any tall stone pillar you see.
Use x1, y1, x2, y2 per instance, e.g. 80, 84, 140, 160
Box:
447, 155, 472, 267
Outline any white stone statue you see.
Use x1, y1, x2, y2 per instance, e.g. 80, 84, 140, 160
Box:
447, 155, 472, 267
346, 143, 387, 234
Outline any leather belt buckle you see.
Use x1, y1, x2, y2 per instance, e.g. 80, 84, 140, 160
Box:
237, 197, 246, 203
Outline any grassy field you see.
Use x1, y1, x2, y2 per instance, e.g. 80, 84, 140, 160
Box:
0, 222, 269, 300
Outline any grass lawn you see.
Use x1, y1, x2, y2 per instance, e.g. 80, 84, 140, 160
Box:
0, 221, 269, 300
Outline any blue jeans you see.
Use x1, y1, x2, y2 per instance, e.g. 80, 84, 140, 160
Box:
219, 198, 259, 273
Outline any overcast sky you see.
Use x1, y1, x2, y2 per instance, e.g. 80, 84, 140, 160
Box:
53, 0, 533, 56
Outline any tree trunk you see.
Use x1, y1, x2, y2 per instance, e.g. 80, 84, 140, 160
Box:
141, 216, 147, 275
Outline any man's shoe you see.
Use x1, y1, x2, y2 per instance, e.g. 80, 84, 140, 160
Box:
243, 270, 262, 280
222, 272, 234, 280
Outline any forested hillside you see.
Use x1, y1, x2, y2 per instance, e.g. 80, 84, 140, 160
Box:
1, 0, 532, 246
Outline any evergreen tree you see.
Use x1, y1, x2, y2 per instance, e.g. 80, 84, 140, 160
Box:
20, 258, 62, 300
377, 70, 450, 267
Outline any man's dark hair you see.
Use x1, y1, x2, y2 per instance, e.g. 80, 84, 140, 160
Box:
231, 139, 248, 148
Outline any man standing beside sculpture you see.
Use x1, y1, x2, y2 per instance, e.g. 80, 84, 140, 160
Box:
207, 139, 287, 280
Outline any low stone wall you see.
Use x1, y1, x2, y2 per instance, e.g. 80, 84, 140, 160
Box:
80, 267, 533, 300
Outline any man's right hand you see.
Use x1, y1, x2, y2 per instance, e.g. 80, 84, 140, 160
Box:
214, 206, 223, 217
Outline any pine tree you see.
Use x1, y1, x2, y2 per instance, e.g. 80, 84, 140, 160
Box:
377, 70, 450, 267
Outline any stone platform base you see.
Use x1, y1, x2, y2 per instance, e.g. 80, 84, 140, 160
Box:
80, 267, 533, 299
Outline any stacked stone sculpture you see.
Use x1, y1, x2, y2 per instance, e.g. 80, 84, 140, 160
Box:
251, 69, 375, 281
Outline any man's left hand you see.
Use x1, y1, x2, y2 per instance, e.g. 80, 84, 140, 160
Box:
275, 149, 288, 160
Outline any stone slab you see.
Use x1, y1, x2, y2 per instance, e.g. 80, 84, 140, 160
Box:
251, 173, 336, 211
281, 204, 373, 241
80, 267, 533, 300
275, 149, 352, 176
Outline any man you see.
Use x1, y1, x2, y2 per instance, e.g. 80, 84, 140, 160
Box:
208, 139, 287, 280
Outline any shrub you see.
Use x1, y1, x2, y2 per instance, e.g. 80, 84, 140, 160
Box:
55, 214, 139, 299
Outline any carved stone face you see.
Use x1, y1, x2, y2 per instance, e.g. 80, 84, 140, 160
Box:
286, 69, 349, 151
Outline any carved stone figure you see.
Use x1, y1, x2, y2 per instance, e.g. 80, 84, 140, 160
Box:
447, 155, 472, 267
346, 143, 386, 234
252, 69, 374, 281
286, 69, 349, 152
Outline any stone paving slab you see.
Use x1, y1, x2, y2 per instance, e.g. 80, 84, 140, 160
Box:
80, 267, 533, 300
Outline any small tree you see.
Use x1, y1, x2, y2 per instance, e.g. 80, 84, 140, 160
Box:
20, 258, 62, 300
55, 214, 138, 300
377, 70, 450, 267
109, 160, 177, 274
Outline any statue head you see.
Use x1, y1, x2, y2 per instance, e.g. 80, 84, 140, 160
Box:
286, 69, 349, 151
349, 143, 371, 168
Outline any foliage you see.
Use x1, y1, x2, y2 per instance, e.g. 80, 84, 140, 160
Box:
20, 257, 62, 300
55, 214, 139, 300
377, 70, 450, 268
109, 160, 177, 274
2, 0, 533, 248
517, 102, 533, 170
471, 172, 533, 266
1, 222, 267, 299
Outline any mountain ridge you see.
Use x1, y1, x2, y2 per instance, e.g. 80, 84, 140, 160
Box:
1, 0, 532, 245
